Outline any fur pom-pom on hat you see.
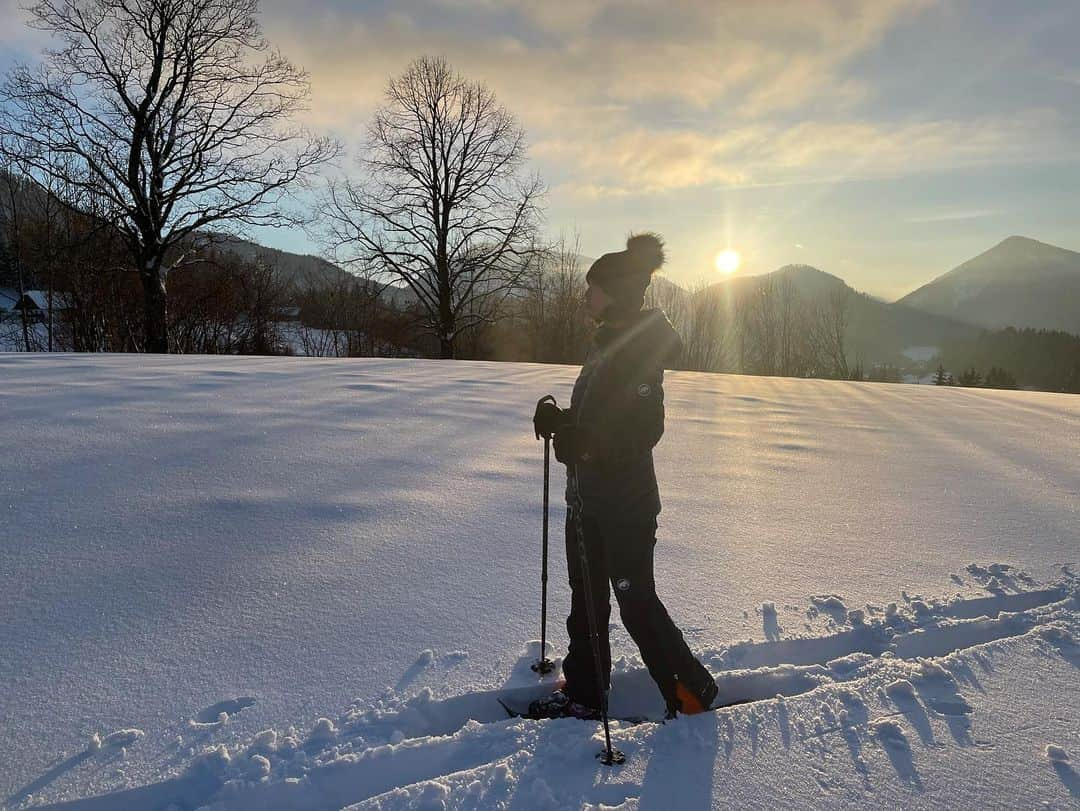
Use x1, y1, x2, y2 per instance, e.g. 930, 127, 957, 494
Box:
625, 232, 665, 275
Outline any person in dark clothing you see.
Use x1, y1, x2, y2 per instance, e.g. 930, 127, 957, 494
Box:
532, 233, 718, 720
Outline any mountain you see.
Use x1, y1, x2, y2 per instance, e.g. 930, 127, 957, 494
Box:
0, 172, 361, 294
707, 264, 980, 364
897, 236, 1080, 333
186, 234, 417, 307
203, 233, 356, 291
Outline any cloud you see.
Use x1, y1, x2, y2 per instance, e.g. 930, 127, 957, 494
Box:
539, 109, 1075, 199
6, 0, 1076, 243
537, 128, 755, 196
905, 209, 998, 224
251, 0, 1080, 203
262, 0, 932, 133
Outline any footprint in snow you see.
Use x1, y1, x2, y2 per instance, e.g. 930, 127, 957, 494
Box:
192, 696, 257, 726
395, 650, 436, 691
90, 728, 144, 750
923, 695, 973, 717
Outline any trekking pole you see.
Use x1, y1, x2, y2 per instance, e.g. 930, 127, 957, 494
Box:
571, 466, 624, 766
531, 428, 555, 675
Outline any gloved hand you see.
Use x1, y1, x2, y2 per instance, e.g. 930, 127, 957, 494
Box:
533, 395, 565, 440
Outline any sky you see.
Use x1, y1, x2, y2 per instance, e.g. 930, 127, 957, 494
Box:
2, 0, 1079, 299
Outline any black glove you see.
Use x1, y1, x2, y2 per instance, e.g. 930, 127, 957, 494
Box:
533, 395, 565, 440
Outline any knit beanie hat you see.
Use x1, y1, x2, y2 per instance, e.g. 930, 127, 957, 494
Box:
586, 233, 666, 315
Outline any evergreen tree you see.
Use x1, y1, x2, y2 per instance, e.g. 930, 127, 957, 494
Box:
956, 367, 983, 387
1067, 360, 1080, 395
938, 327, 1080, 393
934, 363, 949, 386
984, 366, 1017, 390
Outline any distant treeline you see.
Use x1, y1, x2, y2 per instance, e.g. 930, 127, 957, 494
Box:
2, 176, 1077, 394
4, 192, 1079, 398
939, 328, 1080, 394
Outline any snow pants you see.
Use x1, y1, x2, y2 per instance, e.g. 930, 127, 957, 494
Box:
561, 508, 713, 712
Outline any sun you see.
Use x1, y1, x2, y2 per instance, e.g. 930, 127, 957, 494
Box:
714, 249, 741, 274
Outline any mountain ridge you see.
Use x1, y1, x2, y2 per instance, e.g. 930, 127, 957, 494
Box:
896, 235, 1080, 332
696, 262, 980, 364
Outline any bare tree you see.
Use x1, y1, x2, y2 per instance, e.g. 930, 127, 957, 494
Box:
737, 277, 780, 376
60, 175, 139, 352
294, 275, 385, 357
738, 274, 818, 377
809, 285, 850, 378
321, 56, 543, 359
644, 274, 689, 327
169, 249, 289, 354
0, 157, 36, 351
681, 283, 731, 373
1, 0, 336, 352
518, 234, 588, 363
18, 152, 83, 351
2, 138, 145, 353
775, 274, 806, 377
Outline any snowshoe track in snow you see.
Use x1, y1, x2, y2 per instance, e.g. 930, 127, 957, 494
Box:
192, 697, 258, 727
32, 581, 1076, 811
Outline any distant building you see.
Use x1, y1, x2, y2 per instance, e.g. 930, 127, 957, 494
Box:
273, 305, 301, 322
0, 289, 70, 322
25, 290, 71, 313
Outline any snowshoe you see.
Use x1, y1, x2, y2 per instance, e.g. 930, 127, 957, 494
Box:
527, 689, 601, 720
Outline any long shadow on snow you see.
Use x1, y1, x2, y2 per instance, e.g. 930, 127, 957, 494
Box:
887, 692, 936, 748
505, 721, 646, 810
1053, 761, 1080, 800
638, 711, 720, 810
26, 769, 220, 811
838, 692, 873, 788
873, 724, 924, 791
5, 750, 94, 809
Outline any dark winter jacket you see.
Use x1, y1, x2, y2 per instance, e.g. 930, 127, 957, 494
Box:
562, 308, 683, 521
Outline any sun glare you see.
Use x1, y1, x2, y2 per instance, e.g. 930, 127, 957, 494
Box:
715, 249, 741, 274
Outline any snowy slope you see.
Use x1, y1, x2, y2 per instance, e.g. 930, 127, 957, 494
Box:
0, 354, 1077, 809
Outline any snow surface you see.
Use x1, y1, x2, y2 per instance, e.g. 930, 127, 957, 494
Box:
0, 354, 1078, 809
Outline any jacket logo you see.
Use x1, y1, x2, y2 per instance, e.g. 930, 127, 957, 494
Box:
637, 384, 651, 398
616, 578, 631, 591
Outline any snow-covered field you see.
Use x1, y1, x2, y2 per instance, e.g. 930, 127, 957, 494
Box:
1, 354, 1077, 810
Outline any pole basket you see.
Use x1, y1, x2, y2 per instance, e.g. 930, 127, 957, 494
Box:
596, 747, 626, 766
531, 658, 556, 675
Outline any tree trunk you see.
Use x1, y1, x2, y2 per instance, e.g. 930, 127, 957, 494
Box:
437, 275, 454, 359
140, 257, 168, 353
439, 332, 454, 359
15, 257, 31, 352
47, 265, 54, 352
